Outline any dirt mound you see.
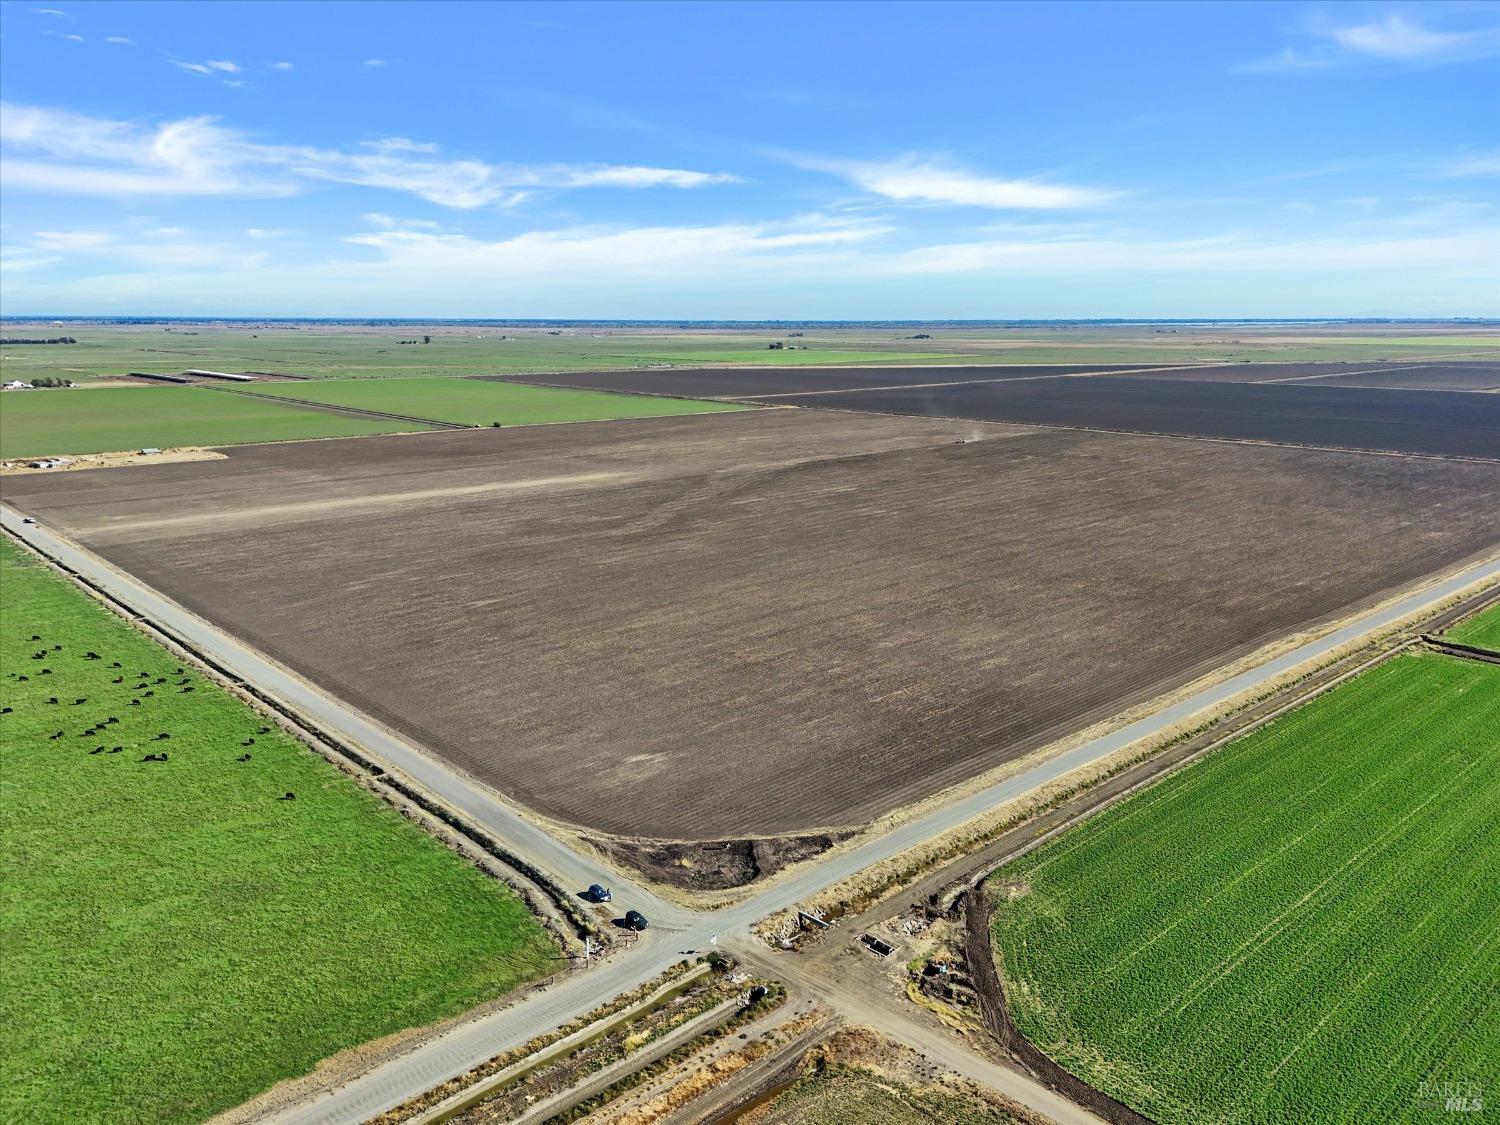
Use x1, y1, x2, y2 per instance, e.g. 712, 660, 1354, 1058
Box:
590, 833, 851, 890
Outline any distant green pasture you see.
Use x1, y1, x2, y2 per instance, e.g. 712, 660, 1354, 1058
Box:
0, 386, 426, 459
3, 324, 1494, 385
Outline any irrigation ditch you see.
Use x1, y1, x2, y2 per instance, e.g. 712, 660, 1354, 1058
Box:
369, 956, 785, 1125
939, 579, 1500, 1125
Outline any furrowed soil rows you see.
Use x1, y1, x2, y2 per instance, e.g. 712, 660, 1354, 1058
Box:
4, 410, 1498, 840
488, 364, 1165, 399
990, 651, 1500, 1124
760, 377, 1500, 459
248, 376, 752, 426
1288, 364, 1500, 392
1106, 361, 1500, 391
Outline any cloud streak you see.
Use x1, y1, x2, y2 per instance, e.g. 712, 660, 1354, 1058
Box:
0, 103, 741, 208
1244, 12, 1500, 72
7, 208, 1494, 317
25, 227, 270, 270
784, 153, 1112, 209
1328, 15, 1494, 60
1443, 151, 1500, 178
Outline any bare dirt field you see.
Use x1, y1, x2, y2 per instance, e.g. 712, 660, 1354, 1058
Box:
1283, 364, 1500, 392
755, 377, 1500, 459
1104, 360, 1500, 391
4, 410, 1497, 842
491, 364, 1167, 399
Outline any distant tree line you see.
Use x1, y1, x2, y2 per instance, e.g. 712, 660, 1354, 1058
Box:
1, 337, 78, 344
27, 376, 75, 387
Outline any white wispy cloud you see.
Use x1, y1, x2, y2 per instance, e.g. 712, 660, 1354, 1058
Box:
330, 208, 1492, 287
555, 166, 714, 189
104, 36, 135, 45
338, 213, 888, 280
560, 166, 738, 188
1244, 13, 1500, 72
866, 229, 1499, 277
1242, 47, 1331, 73
31, 8, 70, 17
1443, 151, 1500, 177
0, 247, 62, 273
26, 227, 270, 270
0, 103, 741, 208
360, 212, 444, 231
11, 211, 1492, 315
1328, 15, 1493, 60
271, 61, 294, 70
363, 58, 387, 69
5, 203, 1494, 317
783, 153, 1111, 209
169, 58, 243, 82
31, 229, 114, 252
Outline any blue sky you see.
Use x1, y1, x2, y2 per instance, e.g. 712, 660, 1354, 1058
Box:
1, 0, 1497, 317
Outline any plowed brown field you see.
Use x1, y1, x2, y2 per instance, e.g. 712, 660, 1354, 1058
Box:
5, 410, 1497, 839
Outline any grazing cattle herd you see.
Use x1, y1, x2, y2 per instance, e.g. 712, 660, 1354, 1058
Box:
6, 638, 282, 784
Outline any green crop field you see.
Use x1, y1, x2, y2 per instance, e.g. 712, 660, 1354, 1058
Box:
2, 324, 1494, 385
254, 377, 752, 426
991, 650, 1500, 1124
0, 539, 557, 1124
0, 328, 962, 383
0, 385, 429, 459
1449, 601, 1500, 652
608, 348, 962, 365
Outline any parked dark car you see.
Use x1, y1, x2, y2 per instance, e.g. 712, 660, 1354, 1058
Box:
624, 909, 649, 931
586, 884, 611, 903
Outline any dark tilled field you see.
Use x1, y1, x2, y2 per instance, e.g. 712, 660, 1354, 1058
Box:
760, 377, 1500, 460
489, 364, 1164, 399
1288, 364, 1500, 392
1104, 361, 1500, 390
5, 411, 1498, 839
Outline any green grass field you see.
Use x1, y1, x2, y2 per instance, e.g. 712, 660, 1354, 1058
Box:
254, 377, 751, 426
2, 324, 1494, 384
0, 330, 964, 383
1449, 601, 1500, 652
991, 650, 1499, 1124
0, 539, 557, 1124
0, 385, 429, 459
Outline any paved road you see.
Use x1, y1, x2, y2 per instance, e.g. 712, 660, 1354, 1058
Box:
4, 505, 1496, 1124
0, 505, 688, 924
